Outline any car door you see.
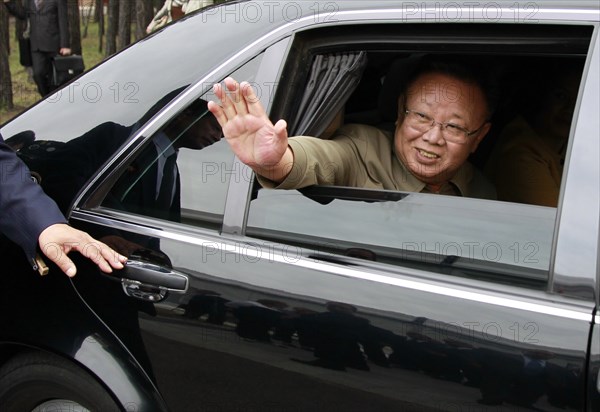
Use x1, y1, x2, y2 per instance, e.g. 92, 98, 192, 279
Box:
68, 38, 326, 411
69, 10, 599, 412
239, 19, 599, 411
240, 14, 598, 410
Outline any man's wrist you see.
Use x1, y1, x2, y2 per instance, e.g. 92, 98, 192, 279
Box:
255, 147, 294, 183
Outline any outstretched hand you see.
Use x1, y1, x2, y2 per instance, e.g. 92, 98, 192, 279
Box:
208, 77, 293, 182
38, 224, 127, 277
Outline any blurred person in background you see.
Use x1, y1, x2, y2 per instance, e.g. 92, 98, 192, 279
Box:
3, 0, 71, 97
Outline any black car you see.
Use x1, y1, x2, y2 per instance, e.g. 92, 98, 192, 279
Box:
1, 1, 599, 411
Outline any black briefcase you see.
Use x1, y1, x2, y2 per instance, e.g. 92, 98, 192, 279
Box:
51, 55, 85, 88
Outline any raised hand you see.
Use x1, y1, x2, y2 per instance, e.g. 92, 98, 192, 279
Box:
208, 78, 293, 182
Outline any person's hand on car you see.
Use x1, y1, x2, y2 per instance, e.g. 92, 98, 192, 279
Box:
38, 224, 127, 277
208, 77, 294, 182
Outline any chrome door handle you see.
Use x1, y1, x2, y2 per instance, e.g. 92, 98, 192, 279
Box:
120, 260, 189, 302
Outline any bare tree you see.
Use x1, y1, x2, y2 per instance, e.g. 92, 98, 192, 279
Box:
117, 0, 132, 51
0, 4, 13, 110
95, 0, 104, 53
105, 0, 118, 56
136, 0, 154, 41
67, 0, 82, 55
14, 0, 26, 43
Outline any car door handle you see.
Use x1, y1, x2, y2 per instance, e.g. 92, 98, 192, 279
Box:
119, 259, 189, 302
125, 259, 188, 291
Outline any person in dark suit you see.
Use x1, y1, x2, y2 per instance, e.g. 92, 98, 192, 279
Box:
7, 95, 220, 260
0, 133, 126, 277
3, 0, 71, 97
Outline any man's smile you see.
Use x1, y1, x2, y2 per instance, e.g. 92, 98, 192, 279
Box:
416, 148, 440, 159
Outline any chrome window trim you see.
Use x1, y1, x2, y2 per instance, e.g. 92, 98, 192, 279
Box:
71, 209, 594, 322
323, 8, 599, 24
551, 25, 600, 299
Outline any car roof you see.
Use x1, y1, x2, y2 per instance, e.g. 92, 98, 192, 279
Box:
2, 0, 597, 140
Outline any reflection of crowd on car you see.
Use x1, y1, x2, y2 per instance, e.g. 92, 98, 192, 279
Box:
176, 288, 580, 409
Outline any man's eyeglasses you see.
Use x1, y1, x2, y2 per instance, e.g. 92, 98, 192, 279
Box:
404, 109, 487, 144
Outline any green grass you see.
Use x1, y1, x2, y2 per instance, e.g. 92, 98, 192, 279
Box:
1, 17, 109, 124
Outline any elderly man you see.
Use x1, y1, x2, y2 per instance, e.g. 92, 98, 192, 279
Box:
208, 58, 495, 199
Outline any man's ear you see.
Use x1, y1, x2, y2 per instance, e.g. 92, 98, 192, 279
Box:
396, 94, 407, 125
470, 122, 492, 153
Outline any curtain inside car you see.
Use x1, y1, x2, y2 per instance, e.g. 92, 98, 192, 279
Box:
290, 51, 367, 137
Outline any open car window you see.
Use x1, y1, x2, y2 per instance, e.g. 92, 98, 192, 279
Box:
245, 23, 593, 289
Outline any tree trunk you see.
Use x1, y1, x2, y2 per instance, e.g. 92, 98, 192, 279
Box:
95, 0, 104, 53
14, 0, 26, 42
135, 0, 154, 41
117, 0, 131, 51
93, 0, 101, 23
0, 5, 14, 110
67, 0, 82, 54
1, 9, 7, 54
105, 0, 118, 56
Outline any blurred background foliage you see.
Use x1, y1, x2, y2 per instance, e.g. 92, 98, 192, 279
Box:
0, 0, 227, 123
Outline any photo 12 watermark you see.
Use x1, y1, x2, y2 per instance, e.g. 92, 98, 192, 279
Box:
202, 1, 340, 24
46, 81, 140, 104
400, 2, 539, 23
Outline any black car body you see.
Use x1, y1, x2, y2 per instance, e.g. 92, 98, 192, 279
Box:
1, 1, 599, 411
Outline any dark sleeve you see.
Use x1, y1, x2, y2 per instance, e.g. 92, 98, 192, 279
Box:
3, 0, 27, 20
57, 0, 70, 49
0, 135, 66, 264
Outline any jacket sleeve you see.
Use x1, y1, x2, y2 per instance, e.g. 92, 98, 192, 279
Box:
3, 0, 27, 20
0, 135, 66, 265
256, 125, 376, 189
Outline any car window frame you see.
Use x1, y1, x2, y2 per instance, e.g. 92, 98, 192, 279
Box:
242, 20, 598, 301
70, 37, 291, 238
551, 24, 600, 302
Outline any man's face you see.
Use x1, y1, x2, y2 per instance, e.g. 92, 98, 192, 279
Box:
394, 72, 490, 185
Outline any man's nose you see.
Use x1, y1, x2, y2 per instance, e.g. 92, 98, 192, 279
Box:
421, 123, 445, 145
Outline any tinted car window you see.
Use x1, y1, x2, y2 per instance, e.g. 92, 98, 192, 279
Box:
99, 54, 263, 228
247, 188, 554, 286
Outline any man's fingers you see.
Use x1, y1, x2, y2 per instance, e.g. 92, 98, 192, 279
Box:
224, 77, 250, 116
100, 244, 127, 269
273, 119, 288, 140
240, 81, 266, 118
210, 78, 266, 124
38, 224, 127, 277
217, 78, 241, 119
42, 246, 77, 277
76, 240, 126, 274
207, 100, 228, 128
211, 82, 235, 119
